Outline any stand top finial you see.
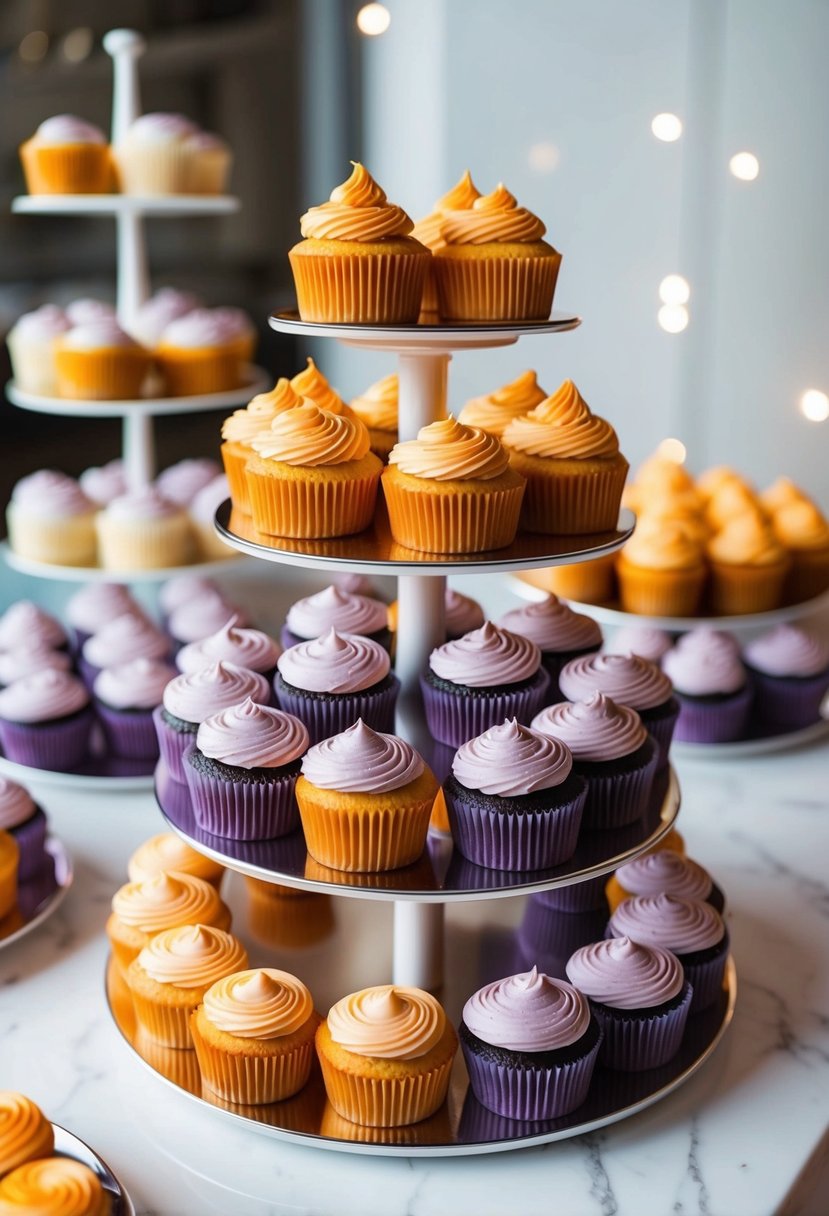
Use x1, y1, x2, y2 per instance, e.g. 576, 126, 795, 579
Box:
102, 29, 146, 58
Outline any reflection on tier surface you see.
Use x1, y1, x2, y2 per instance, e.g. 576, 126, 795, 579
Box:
0, 836, 72, 949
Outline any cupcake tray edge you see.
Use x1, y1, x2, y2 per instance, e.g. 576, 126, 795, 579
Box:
53, 1123, 136, 1215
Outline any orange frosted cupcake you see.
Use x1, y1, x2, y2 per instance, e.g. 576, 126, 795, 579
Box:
0, 1157, 109, 1215
125, 923, 248, 1047
246, 403, 381, 538
191, 968, 321, 1104
695, 465, 750, 504
0, 832, 19, 922
55, 320, 150, 400
0, 1092, 54, 1176
289, 163, 430, 323
316, 985, 457, 1126
295, 720, 437, 872
127, 831, 224, 890
350, 373, 398, 460
707, 515, 790, 614
382, 416, 525, 553
458, 369, 547, 437
20, 115, 111, 195
772, 500, 829, 602
617, 521, 707, 616
411, 169, 481, 320
502, 380, 628, 534
290, 357, 357, 421
106, 871, 232, 973
156, 308, 250, 395
432, 183, 560, 321
705, 479, 764, 532
760, 476, 812, 515
221, 378, 303, 513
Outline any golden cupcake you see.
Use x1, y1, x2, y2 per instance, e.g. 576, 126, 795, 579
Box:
316, 985, 457, 1127
289, 163, 430, 323
127, 832, 224, 889
411, 169, 481, 320
0, 1092, 54, 1176
54, 320, 150, 401
518, 552, 618, 605
245, 403, 381, 539
20, 115, 111, 195
191, 968, 321, 1104
458, 369, 547, 437
432, 182, 560, 321
155, 308, 250, 396
707, 515, 790, 614
106, 871, 232, 973
772, 500, 829, 602
502, 379, 628, 534
221, 378, 303, 513
0, 1157, 109, 1215
0, 832, 19, 922
382, 416, 525, 553
125, 923, 248, 1047
350, 373, 398, 460
617, 520, 707, 616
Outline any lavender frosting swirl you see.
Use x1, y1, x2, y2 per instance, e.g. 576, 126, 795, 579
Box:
615, 852, 713, 902
565, 937, 685, 1009
531, 691, 647, 761
608, 894, 725, 954
66, 583, 135, 633
558, 652, 673, 710
452, 718, 572, 795
11, 470, 93, 517
0, 603, 66, 652
285, 586, 387, 639
605, 626, 672, 663
79, 460, 127, 506
429, 622, 540, 687
0, 644, 70, 685
93, 659, 175, 710
0, 777, 36, 830
463, 967, 591, 1051
0, 669, 89, 724
102, 487, 181, 521
82, 613, 169, 669
498, 596, 601, 653
301, 719, 424, 793
162, 662, 269, 724
277, 629, 389, 693
663, 629, 746, 696
743, 625, 829, 678
196, 698, 309, 769
167, 594, 246, 645
445, 589, 484, 635
155, 459, 222, 506
176, 617, 280, 676
158, 575, 219, 614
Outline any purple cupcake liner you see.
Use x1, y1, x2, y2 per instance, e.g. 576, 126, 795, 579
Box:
518, 900, 609, 970
683, 940, 729, 1013
576, 744, 659, 831
641, 698, 680, 772
77, 655, 102, 692
152, 704, 197, 784
183, 746, 300, 841
672, 684, 753, 744
443, 780, 585, 872
0, 709, 94, 773
533, 876, 609, 913
9, 808, 49, 881
274, 676, 399, 745
457, 1089, 551, 1142
747, 669, 829, 733
95, 702, 160, 760
420, 668, 552, 748
590, 981, 693, 1071
461, 1026, 601, 1120
17, 857, 58, 918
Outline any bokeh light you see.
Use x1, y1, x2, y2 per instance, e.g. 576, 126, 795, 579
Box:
729, 152, 759, 181
657, 304, 689, 333
357, 4, 391, 35
800, 390, 829, 422
651, 113, 682, 142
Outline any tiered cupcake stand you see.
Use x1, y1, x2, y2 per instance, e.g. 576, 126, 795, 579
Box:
105, 310, 736, 1156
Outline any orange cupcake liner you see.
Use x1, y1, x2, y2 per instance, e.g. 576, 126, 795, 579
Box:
433, 252, 560, 321
156, 347, 244, 396
296, 791, 434, 873
510, 454, 628, 535
784, 548, 829, 604
617, 558, 707, 616
188, 148, 232, 195
135, 1029, 203, 1095
54, 347, 151, 400
220, 441, 254, 514
418, 262, 440, 323
128, 988, 198, 1048
246, 889, 335, 950
245, 460, 380, 539
191, 1019, 318, 1105
429, 788, 451, 835
381, 474, 524, 554
319, 1099, 453, 1144
20, 141, 112, 194
520, 553, 618, 604
289, 248, 428, 324
317, 1049, 454, 1128
0, 870, 16, 922
708, 558, 790, 615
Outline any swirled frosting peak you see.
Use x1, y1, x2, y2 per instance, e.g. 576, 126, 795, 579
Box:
411, 170, 481, 249
558, 652, 672, 711
250, 403, 369, 466
463, 968, 590, 1051
111, 872, 223, 933
327, 985, 445, 1059
502, 380, 620, 459
0, 1092, 53, 1175
10, 471, 92, 518
196, 698, 309, 769
445, 588, 484, 636
605, 626, 672, 663
203, 968, 314, 1039
162, 662, 269, 724
278, 628, 389, 693
662, 629, 746, 695
0, 645, 70, 685
0, 602, 66, 651
301, 719, 424, 793
82, 612, 169, 669
136, 923, 248, 989
300, 163, 414, 242
566, 937, 685, 1009
350, 373, 398, 432
608, 894, 725, 954
93, 658, 174, 710
290, 358, 346, 414
458, 369, 548, 436
623, 520, 704, 571
0, 669, 89, 724
743, 624, 829, 677
452, 718, 573, 794
65, 582, 135, 633
772, 501, 829, 549
532, 691, 647, 761
498, 594, 601, 653
0, 1157, 104, 1215
127, 833, 223, 885
285, 585, 387, 639
222, 379, 301, 444
0, 778, 35, 831
429, 621, 540, 687
388, 415, 509, 480
176, 617, 280, 676
440, 183, 546, 245
707, 515, 786, 566
615, 852, 713, 903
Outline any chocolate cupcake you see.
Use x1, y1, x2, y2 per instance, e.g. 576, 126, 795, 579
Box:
0, 776, 48, 880
65, 581, 138, 651
498, 594, 602, 696
281, 585, 391, 653
93, 658, 176, 759
176, 616, 281, 685
0, 670, 93, 771
662, 628, 752, 743
80, 611, 171, 689
608, 851, 725, 914
742, 625, 829, 733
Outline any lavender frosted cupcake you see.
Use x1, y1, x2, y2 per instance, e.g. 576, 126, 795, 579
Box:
0, 670, 93, 771
79, 459, 127, 507
153, 661, 270, 783
421, 622, 551, 747
497, 595, 602, 695
80, 611, 171, 688
442, 719, 586, 871
167, 592, 247, 648
6, 471, 97, 567
662, 629, 752, 743
0, 776, 48, 880
159, 574, 220, 619
155, 458, 222, 506
184, 698, 309, 840
531, 692, 657, 830
607, 894, 728, 1012
275, 629, 399, 745
742, 625, 829, 732
460, 968, 601, 1120
604, 625, 672, 664
0, 602, 67, 653
445, 588, 485, 640
566, 937, 692, 1071
281, 585, 391, 653
65, 582, 137, 649
93, 658, 176, 759
0, 645, 71, 688
608, 851, 725, 914
176, 617, 281, 684
558, 652, 678, 771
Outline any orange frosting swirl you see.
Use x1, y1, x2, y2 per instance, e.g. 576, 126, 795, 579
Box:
0, 1158, 105, 1216
136, 923, 248, 989
299, 163, 414, 242
705, 480, 763, 530
772, 501, 829, 549
502, 380, 619, 458
127, 833, 223, 886
411, 170, 481, 250
250, 403, 370, 466
388, 416, 508, 481
290, 358, 346, 414
111, 872, 223, 934
635, 454, 695, 496
203, 968, 314, 1039
458, 370, 547, 436
623, 520, 704, 570
327, 985, 445, 1060
708, 515, 787, 566
440, 183, 546, 245
221, 379, 302, 443
350, 373, 398, 432
635, 506, 710, 546
695, 466, 748, 502
761, 476, 812, 514
0, 1093, 54, 1176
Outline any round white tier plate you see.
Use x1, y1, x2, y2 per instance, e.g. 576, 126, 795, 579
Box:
156, 760, 679, 902
0, 748, 154, 791
214, 500, 636, 576
12, 194, 239, 218
1, 541, 246, 584
269, 309, 580, 351
105, 880, 735, 1158
6, 367, 270, 418
53, 1123, 135, 1216
672, 717, 829, 759
0, 835, 72, 950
